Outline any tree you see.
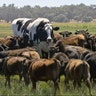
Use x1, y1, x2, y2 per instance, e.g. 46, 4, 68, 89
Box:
82, 16, 92, 22
0, 3, 96, 22
53, 14, 69, 22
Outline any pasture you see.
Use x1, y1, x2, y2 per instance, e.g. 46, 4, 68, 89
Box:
0, 21, 96, 37
0, 22, 96, 95
53, 22, 96, 34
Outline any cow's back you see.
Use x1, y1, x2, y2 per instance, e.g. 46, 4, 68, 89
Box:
12, 18, 31, 37
29, 58, 61, 81
65, 59, 90, 80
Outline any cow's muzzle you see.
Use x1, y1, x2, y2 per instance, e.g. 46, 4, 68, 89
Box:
47, 38, 52, 42
47, 37, 52, 42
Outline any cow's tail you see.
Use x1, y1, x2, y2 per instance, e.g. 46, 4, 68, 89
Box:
2, 57, 10, 74
53, 58, 61, 81
83, 61, 92, 95
83, 61, 90, 80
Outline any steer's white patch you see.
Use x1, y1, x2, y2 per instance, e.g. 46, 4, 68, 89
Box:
12, 18, 31, 37
44, 23, 53, 41
27, 18, 50, 41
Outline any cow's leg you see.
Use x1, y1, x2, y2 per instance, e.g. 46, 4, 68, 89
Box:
38, 46, 42, 58
5, 76, 7, 87
19, 75, 22, 82
54, 79, 60, 90
73, 80, 76, 89
53, 80, 59, 96
85, 79, 92, 96
5, 75, 11, 88
8, 76, 11, 88
31, 80, 36, 90
76, 80, 82, 92
23, 74, 29, 86
64, 77, 70, 90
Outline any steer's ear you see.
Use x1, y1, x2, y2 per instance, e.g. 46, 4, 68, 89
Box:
53, 27, 59, 31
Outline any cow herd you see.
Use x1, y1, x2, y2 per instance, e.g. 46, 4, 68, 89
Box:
0, 17, 96, 95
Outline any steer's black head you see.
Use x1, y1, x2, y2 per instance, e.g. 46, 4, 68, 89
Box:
36, 21, 59, 43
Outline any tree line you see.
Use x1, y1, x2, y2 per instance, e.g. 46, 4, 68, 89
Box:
0, 3, 96, 22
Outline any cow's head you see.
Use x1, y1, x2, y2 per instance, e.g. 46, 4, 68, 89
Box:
18, 33, 29, 48
49, 46, 59, 58
37, 21, 59, 43
4, 36, 21, 49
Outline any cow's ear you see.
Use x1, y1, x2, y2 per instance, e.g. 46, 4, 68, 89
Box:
53, 27, 59, 31
75, 32, 78, 34
10, 38, 15, 41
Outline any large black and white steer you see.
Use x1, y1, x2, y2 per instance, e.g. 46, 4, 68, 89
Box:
12, 18, 59, 58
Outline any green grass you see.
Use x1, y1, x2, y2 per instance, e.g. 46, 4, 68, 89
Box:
0, 22, 96, 38
0, 22, 96, 95
53, 22, 96, 34
0, 23, 13, 37
0, 75, 96, 95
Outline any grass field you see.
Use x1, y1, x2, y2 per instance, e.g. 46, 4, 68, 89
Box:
0, 23, 13, 37
0, 22, 96, 95
0, 22, 96, 37
53, 22, 96, 34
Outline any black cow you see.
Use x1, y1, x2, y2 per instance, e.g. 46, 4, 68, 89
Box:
84, 52, 96, 82
3, 56, 30, 87
49, 39, 91, 59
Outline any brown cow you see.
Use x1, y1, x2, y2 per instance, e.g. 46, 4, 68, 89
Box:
18, 51, 40, 82
28, 58, 61, 93
0, 36, 21, 50
19, 51, 40, 60
53, 33, 63, 43
65, 59, 92, 96
61, 34, 85, 47
3, 56, 30, 87
0, 34, 30, 50
0, 47, 36, 58
59, 31, 72, 38
52, 52, 69, 77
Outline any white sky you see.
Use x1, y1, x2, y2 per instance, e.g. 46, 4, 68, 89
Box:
0, 0, 96, 7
